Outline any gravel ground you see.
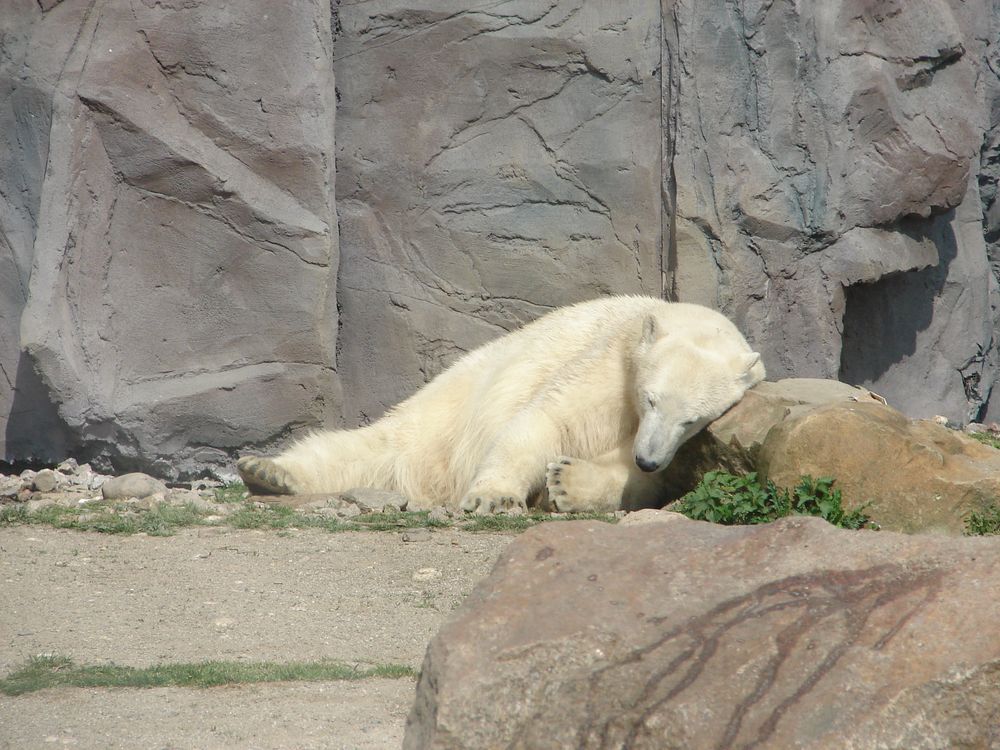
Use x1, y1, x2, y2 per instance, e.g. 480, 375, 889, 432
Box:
0, 525, 515, 749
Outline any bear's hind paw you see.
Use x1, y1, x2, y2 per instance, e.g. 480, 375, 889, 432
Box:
459, 490, 527, 516
237, 456, 300, 496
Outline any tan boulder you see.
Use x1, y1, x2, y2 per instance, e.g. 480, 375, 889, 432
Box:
660, 378, 884, 500
759, 401, 1000, 534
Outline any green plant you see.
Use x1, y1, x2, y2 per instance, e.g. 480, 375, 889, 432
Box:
0, 504, 29, 525
227, 503, 299, 530
138, 502, 206, 536
674, 471, 872, 529
969, 431, 1000, 450
351, 510, 439, 531
214, 481, 249, 504
965, 504, 1000, 536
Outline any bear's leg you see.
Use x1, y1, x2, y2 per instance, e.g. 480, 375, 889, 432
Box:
459, 414, 560, 515
237, 456, 303, 495
546, 444, 664, 513
237, 423, 396, 497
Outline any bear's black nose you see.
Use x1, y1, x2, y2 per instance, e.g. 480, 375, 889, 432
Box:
635, 456, 659, 473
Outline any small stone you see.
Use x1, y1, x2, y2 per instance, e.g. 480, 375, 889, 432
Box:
412, 567, 442, 582
0, 477, 21, 499
165, 488, 219, 511
191, 478, 222, 492
32, 469, 64, 493
55, 458, 79, 473
88, 473, 108, 491
965, 422, 987, 434
124, 493, 165, 511
312, 506, 343, 517
296, 494, 343, 511
402, 529, 433, 542
337, 504, 363, 519
101, 472, 169, 500
340, 487, 409, 513
428, 506, 453, 524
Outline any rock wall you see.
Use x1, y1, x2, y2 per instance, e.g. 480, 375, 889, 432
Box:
664, 0, 1000, 422
1, 0, 340, 476
2, 0, 1000, 474
332, 1, 663, 422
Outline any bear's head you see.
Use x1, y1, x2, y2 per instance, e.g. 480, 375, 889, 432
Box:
632, 314, 765, 473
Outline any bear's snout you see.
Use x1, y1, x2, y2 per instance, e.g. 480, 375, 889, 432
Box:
635, 455, 660, 473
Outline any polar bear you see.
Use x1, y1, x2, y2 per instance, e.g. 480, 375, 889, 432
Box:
237, 296, 765, 514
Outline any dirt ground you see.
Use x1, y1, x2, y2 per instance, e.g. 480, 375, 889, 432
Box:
0, 524, 516, 749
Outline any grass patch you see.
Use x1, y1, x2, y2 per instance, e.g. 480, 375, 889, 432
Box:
137, 502, 206, 536
0, 504, 28, 525
352, 509, 448, 531
673, 471, 873, 529
965, 504, 1000, 536
0, 654, 416, 696
1, 501, 207, 537
228, 503, 300, 530
1, 494, 619, 536
214, 481, 249, 504
969, 431, 1000, 450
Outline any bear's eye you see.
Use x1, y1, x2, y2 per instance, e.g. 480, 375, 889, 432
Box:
681, 418, 697, 427
645, 394, 656, 408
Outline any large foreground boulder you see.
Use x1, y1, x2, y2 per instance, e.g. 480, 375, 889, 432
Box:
405, 517, 1000, 749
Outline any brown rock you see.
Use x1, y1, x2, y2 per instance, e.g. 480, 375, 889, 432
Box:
759, 401, 1000, 534
659, 378, 882, 501
405, 517, 1000, 749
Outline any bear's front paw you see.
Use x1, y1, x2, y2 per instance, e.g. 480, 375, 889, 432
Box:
546, 455, 619, 513
237, 456, 300, 496
459, 490, 527, 516
546, 457, 574, 512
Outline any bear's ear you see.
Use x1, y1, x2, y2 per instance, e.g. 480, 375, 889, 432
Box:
640, 315, 663, 346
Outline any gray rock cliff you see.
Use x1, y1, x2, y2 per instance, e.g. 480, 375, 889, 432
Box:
3, 0, 1000, 473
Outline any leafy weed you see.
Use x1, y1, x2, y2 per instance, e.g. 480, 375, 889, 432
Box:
674, 471, 873, 529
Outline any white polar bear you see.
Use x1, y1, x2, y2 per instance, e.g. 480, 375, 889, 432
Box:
237, 296, 765, 514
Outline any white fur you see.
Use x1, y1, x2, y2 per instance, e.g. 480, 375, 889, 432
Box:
264, 296, 765, 512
